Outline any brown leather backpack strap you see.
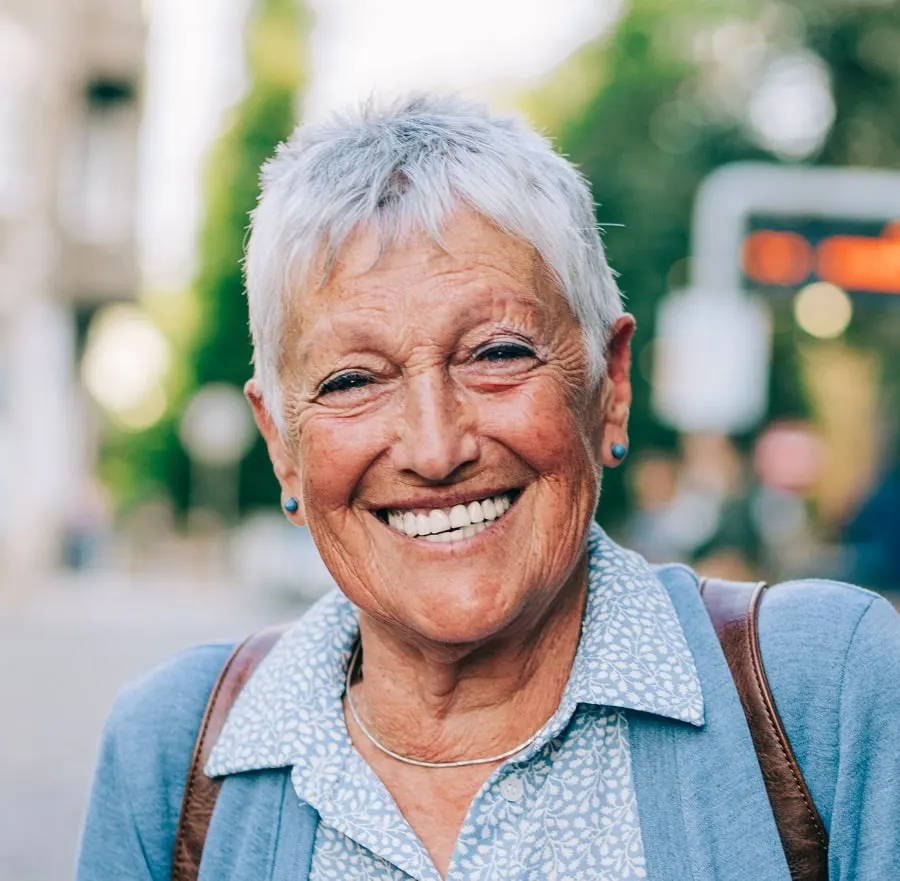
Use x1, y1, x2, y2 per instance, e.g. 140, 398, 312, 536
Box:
699, 577, 828, 881
171, 622, 291, 881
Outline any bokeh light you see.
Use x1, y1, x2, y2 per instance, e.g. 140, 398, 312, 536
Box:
793, 282, 853, 339
81, 304, 171, 426
746, 52, 835, 159
114, 384, 168, 432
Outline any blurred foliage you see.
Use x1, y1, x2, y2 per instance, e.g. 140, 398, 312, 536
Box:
104, 0, 309, 517
524, 0, 900, 529
191, 0, 309, 513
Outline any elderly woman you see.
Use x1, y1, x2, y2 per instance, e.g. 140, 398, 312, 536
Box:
77, 95, 900, 881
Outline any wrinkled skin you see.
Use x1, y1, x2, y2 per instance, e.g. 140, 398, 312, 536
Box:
250, 210, 634, 652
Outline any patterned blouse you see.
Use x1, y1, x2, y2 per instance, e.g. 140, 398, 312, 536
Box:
207, 524, 704, 879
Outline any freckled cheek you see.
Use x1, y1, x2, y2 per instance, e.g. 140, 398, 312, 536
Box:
299, 417, 390, 510
480, 385, 595, 476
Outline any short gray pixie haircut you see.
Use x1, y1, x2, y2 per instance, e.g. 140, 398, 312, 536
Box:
246, 93, 623, 429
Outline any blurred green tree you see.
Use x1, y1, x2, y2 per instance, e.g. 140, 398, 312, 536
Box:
525, 0, 900, 530
190, 0, 310, 513
105, 0, 309, 517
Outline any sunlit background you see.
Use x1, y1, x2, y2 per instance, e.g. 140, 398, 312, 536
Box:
2, 0, 900, 873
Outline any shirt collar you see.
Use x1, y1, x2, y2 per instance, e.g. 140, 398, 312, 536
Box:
562, 525, 704, 724
206, 523, 704, 778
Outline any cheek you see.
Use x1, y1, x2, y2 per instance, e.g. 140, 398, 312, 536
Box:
299, 414, 388, 512
482, 380, 598, 479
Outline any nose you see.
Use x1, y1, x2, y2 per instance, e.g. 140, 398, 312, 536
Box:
391, 369, 479, 481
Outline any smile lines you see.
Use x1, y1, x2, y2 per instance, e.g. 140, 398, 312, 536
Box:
383, 493, 515, 542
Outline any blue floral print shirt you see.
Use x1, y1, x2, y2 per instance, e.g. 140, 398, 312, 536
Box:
207, 524, 704, 880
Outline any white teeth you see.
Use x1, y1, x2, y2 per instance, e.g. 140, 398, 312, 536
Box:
387, 493, 514, 539
428, 509, 451, 534
423, 523, 487, 542
423, 529, 452, 543
467, 501, 484, 523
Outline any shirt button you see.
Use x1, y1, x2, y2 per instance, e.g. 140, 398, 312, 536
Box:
498, 774, 524, 802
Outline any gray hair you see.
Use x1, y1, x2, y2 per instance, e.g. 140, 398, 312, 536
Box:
246, 93, 623, 429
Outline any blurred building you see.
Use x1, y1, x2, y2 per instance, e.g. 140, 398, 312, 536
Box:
0, 0, 144, 580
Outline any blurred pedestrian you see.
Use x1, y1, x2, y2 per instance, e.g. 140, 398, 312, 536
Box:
843, 461, 900, 591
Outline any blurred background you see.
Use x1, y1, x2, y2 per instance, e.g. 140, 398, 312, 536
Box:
2, 0, 900, 874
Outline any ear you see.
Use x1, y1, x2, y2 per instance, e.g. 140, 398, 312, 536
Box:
245, 378, 306, 524
597, 315, 636, 468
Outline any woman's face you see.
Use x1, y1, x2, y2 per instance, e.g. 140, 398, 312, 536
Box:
252, 211, 633, 646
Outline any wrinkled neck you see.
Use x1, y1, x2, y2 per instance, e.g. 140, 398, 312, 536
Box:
348, 555, 588, 764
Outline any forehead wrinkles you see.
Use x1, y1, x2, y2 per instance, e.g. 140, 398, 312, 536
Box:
281, 218, 574, 382
309, 265, 539, 343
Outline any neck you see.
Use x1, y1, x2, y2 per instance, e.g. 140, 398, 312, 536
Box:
348, 555, 589, 764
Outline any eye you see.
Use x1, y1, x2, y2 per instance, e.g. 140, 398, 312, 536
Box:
318, 371, 373, 396
474, 341, 536, 362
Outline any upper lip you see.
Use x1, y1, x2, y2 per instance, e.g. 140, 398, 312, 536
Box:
369, 486, 523, 512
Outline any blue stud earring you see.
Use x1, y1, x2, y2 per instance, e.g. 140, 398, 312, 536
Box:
611, 443, 628, 461
283, 497, 300, 515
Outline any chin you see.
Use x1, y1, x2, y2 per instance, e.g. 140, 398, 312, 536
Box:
391, 577, 533, 647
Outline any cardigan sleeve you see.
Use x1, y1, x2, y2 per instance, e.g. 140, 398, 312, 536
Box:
75, 643, 233, 881
828, 595, 900, 879
76, 708, 157, 881
758, 579, 900, 876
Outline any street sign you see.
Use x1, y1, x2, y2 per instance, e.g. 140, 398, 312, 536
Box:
653, 289, 771, 434
742, 216, 900, 296
179, 383, 255, 468
652, 163, 900, 434
691, 163, 900, 295
179, 383, 257, 522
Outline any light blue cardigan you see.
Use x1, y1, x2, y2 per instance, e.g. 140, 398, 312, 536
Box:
75, 565, 900, 880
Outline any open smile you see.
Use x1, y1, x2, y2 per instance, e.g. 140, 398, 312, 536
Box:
376, 490, 521, 543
